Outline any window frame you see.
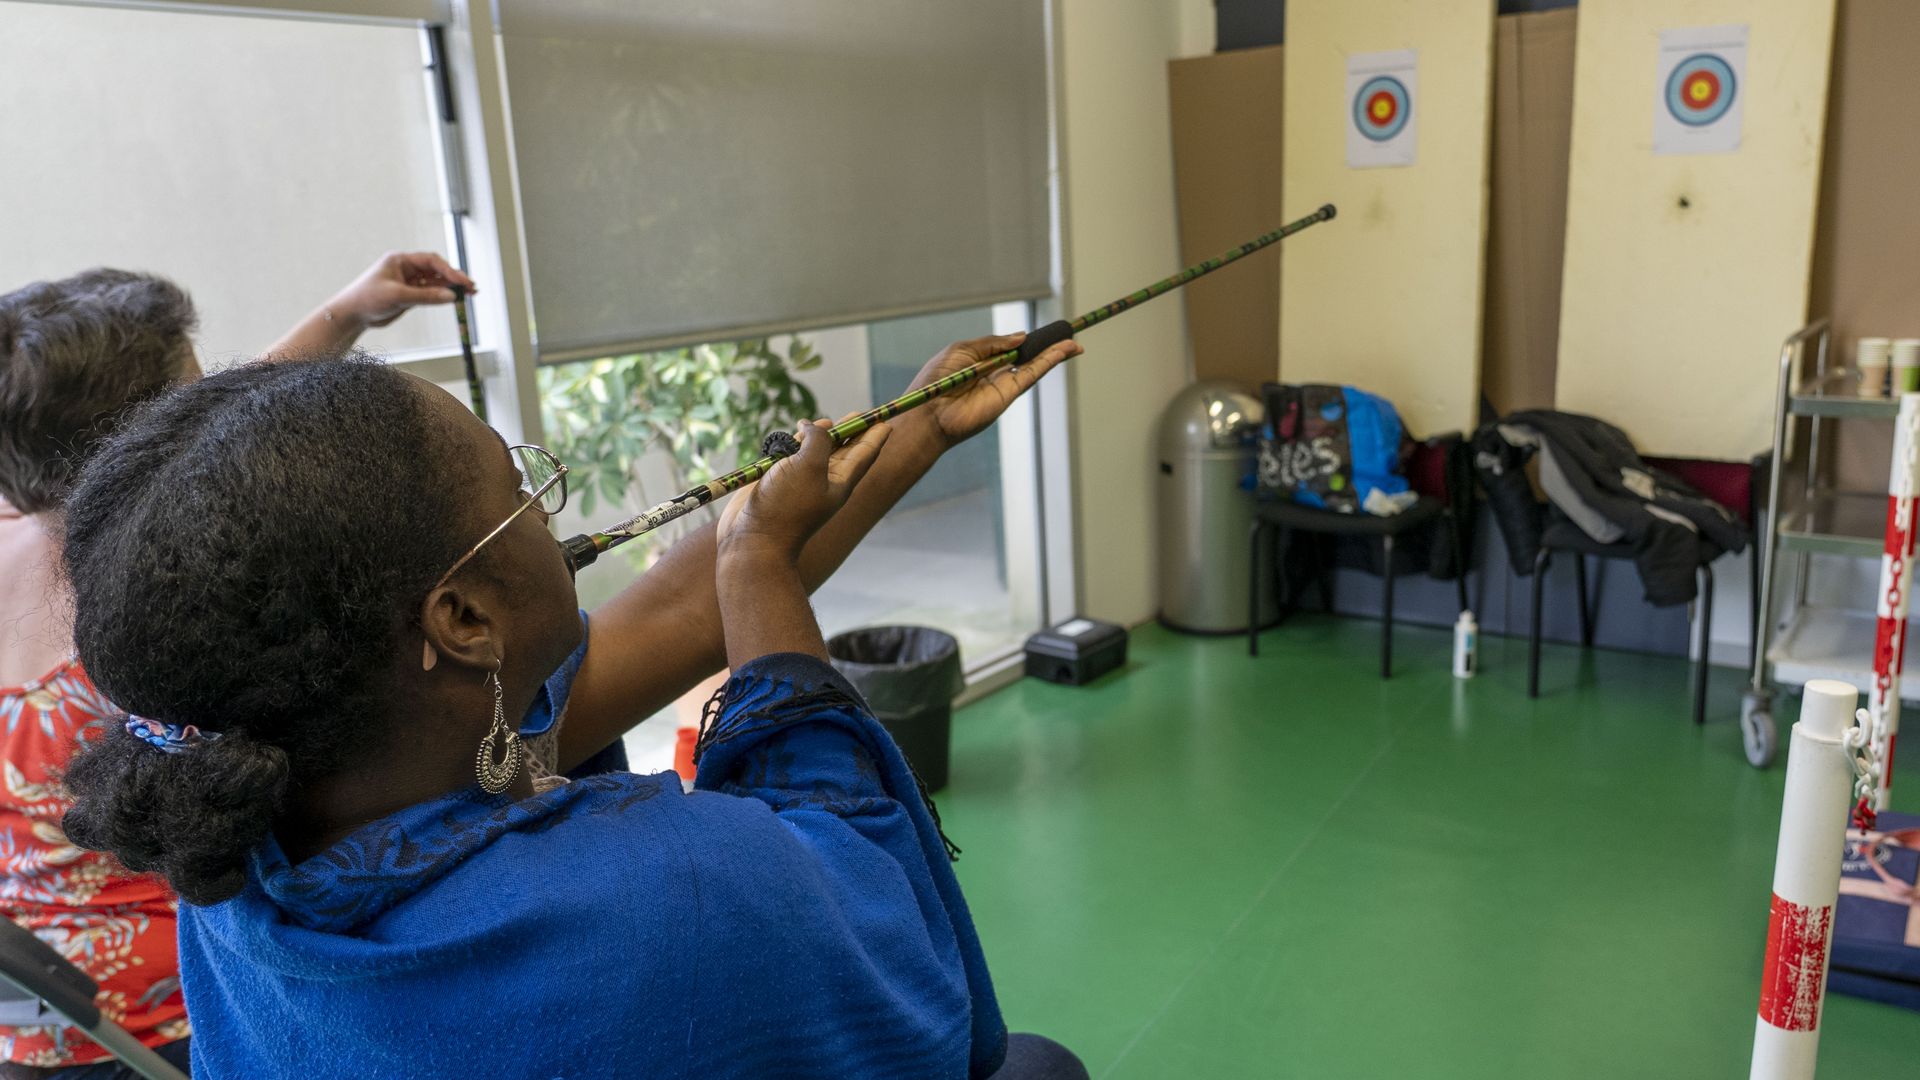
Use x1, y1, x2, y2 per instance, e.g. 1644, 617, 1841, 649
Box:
26, 0, 447, 28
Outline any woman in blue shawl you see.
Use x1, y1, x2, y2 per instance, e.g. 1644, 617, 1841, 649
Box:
53, 341, 1085, 1079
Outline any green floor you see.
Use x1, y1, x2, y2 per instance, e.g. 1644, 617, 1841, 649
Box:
943, 616, 1920, 1078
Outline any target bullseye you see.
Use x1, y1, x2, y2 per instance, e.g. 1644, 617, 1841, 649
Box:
1665, 53, 1736, 127
1352, 75, 1410, 143
1686, 71, 1720, 106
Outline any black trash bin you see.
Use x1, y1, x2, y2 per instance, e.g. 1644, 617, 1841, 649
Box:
825, 626, 963, 791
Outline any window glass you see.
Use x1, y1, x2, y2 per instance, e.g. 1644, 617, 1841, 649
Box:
538, 306, 1046, 768
0, 4, 453, 367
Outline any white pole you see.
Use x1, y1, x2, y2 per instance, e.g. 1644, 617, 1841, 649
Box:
1750, 680, 1860, 1080
1867, 393, 1920, 809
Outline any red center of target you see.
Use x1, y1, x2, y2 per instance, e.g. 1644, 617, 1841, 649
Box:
1682, 70, 1721, 111
1367, 90, 1398, 127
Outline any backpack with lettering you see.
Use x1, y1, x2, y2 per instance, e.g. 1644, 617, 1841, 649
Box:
1257, 383, 1410, 513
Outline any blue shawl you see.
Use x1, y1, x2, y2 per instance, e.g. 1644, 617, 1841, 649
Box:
177, 652, 1005, 1079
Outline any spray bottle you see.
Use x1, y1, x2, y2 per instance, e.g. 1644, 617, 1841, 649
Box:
1453, 610, 1478, 679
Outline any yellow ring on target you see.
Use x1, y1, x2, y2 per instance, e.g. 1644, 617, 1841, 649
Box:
1688, 77, 1713, 103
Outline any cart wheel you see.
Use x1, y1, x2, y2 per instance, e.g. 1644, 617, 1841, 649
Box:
1742, 709, 1777, 768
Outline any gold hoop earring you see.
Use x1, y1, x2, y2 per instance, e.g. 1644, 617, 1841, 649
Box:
474, 665, 522, 794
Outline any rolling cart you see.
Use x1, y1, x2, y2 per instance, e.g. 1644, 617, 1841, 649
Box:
1745, 318, 1917, 767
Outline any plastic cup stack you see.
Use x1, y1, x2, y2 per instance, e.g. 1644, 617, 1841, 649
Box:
1894, 339, 1920, 395
1858, 337, 1891, 399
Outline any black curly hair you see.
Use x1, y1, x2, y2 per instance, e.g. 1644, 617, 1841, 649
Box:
60, 358, 471, 905
0, 268, 198, 514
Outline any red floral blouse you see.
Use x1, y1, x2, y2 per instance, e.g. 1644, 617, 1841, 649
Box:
0, 658, 187, 1067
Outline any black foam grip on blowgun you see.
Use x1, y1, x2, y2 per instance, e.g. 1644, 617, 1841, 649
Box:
1014, 320, 1076, 366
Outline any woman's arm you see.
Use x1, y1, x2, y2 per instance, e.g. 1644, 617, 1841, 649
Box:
688, 651, 1007, 1079
709, 417, 889, 667
263, 252, 476, 361
692, 432, 1006, 1073
556, 331, 1081, 769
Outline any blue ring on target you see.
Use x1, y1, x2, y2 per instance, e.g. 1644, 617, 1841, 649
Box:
1351, 75, 1410, 142
1665, 53, 1736, 127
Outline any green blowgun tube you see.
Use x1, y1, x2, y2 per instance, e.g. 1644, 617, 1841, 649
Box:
560, 203, 1337, 573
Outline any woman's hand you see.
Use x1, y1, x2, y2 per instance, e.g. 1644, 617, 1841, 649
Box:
715, 420, 892, 563
711, 420, 890, 666
327, 252, 477, 330
912, 332, 1083, 450
264, 252, 477, 361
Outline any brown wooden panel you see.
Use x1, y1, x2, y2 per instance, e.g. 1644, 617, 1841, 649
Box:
1481, 9, 1576, 417
1814, 0, 1920, 492
1168, 45, 1285, 389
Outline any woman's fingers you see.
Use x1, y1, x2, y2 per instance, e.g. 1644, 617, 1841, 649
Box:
1023, 338, 1083, 377
957, 332, 1027, 362
827, 422, 891, 498
395, 284, 460, 307
991, 340, 1083, 394
392, 251, 477, 292
790, 419, 833, 473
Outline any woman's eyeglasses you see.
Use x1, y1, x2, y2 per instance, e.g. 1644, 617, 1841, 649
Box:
432, 444, 569, 591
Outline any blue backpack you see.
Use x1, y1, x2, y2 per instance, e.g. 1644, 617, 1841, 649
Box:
1257, 383, 1410, 513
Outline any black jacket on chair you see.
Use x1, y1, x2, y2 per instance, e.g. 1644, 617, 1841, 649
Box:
1474, 411, 1748, 606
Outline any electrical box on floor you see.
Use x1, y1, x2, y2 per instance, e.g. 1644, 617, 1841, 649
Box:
1023, 618, 1128, 686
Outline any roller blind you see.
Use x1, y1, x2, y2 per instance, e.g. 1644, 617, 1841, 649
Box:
497, 1, 1053, 361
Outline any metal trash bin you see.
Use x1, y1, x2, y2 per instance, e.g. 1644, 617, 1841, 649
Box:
1156, 381, 1274, 633
825, 626, 963, 790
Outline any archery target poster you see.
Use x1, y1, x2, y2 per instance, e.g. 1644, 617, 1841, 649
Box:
1653, 25, 1747, 155
1346, 50, 1416, 168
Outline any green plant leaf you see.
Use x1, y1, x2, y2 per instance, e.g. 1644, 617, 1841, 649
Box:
536, 332, 822, 523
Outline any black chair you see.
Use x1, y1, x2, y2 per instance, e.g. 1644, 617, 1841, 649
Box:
0, 918, 186, 1080
1248, 434, 1472, 678
1524, 455, 1759, 726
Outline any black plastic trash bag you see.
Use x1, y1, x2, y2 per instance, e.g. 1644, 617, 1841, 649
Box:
826, 626, 963, 791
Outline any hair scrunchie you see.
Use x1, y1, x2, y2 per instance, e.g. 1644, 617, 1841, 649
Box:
125, 716, 222, 754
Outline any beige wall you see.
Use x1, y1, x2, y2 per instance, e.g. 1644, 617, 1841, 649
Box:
1278, 0, 1494, 438
1170, 11, 1574, 411
1555, 0, 1837, 461
1058, 0, 1208, 625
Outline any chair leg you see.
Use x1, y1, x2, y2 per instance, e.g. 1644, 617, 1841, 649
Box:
1574, 553, 1594, 648
1450, 508, 1471, 615
1311, 534, 1334, 612
1694, 564, 1715, 726
1275, 525, 1295, 615
1247, 520, 1265, 658
1380, 534, 1396, 680
1529, 548, 1550, 699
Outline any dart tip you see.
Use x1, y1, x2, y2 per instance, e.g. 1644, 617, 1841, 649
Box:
1319, 203, 1337, 221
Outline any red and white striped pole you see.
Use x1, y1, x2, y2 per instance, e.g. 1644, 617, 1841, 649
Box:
1750, 680, 1860, 1080
1866, 393, 1920, 812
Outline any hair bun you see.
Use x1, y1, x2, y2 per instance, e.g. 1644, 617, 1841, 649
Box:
63, 725, 289, 905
